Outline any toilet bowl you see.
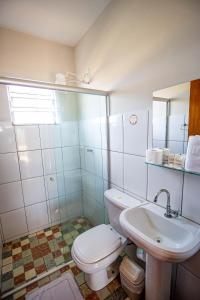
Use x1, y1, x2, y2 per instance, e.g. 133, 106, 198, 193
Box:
72, 189, 145, 291
72, 224, 126, 290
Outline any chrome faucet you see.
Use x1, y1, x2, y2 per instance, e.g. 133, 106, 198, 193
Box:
154, 189, 179, 218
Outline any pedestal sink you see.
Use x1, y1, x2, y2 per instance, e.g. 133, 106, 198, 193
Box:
120, 203, 200, 300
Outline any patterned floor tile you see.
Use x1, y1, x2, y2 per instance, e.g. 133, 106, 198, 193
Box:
25, 269, 36, 281
7, 261, 127, 300
1, 217, 92, 295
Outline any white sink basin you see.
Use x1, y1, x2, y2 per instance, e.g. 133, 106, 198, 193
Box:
120, 203, 200, 262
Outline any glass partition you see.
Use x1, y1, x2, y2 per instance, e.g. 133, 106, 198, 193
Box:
0, 83, 109, 287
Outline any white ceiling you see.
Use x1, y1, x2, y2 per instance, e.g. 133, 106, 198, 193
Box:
0, 0, 111, 46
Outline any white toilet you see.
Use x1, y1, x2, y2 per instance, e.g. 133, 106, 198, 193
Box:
72, 188, 144, 291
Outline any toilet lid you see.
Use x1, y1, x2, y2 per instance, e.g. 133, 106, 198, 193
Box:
73, 224, 124, 264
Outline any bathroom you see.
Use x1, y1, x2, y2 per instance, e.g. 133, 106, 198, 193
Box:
0, 0, 200, 299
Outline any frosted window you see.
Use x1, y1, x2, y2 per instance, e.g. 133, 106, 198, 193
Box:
8, 86, 56, 124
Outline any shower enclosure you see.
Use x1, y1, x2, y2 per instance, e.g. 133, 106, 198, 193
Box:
0, 78, 109, 296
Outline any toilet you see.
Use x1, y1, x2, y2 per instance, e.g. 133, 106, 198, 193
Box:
72, 188, 144, 291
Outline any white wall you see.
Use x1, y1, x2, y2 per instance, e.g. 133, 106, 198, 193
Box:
0, 27, 75, 82
75, 0, 200, 114
75, 1, 200, 297
75, 0, 200, 223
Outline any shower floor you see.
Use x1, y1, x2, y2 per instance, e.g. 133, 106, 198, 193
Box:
1, 217, 91, 295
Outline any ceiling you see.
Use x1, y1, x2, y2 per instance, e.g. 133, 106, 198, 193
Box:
0, 0, 111, 46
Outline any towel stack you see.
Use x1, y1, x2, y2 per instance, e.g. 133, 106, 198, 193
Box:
185, 136, 200, 173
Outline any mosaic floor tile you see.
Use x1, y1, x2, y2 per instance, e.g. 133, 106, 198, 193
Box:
3, 257, 13, 266
2, 264, 13, 274
13, 266, 24, 277
21, 239, 29, 247
14, 273, 25, 286
25, 269, 36, 281
12, 248, 22, 256
1, 217, 92, 295
2, 278, 14, 293
7, 261, 128, 300
55, 255, 65, 266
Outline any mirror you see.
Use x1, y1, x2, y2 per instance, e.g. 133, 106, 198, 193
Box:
152, 82, 190, 154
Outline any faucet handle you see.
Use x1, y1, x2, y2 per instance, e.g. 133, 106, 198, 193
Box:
170, 209, 180, 218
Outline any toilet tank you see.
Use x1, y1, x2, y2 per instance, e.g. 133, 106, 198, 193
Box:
104, 189, 144, 235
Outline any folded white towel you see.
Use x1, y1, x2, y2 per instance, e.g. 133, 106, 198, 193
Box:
185, 136, 200, 172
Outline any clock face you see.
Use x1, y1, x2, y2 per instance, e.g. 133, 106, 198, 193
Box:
129, 114, 138, 125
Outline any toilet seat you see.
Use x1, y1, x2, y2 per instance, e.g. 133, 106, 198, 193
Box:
72, 224, 126, 264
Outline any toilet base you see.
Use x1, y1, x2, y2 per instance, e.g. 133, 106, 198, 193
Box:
85, 259, 121, 291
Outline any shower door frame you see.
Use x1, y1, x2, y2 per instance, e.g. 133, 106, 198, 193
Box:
0, 76, 111, 298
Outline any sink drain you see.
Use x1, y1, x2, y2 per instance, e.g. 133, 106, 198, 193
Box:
156, 237, 161, 243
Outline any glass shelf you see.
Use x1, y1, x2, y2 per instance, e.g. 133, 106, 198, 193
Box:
145, 161, 200, 176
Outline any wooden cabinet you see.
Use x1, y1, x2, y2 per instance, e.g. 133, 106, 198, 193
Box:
189, 79, 200, 136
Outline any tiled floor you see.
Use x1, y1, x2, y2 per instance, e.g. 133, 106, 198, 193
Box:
7, 261, 127, 300
1, 217, 91, 295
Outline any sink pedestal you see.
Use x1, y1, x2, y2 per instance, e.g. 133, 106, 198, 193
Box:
145, 254, 172, 300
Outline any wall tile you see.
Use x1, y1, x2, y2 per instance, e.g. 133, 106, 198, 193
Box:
59, 197, 68, 223
56, 173, 65, 197
168, 115, 185, 142
85, 147, 103, 177
82, 193, 104, 226
182, 174, 200, 224
89, 118, 102, 148
167, 140, 184, 154
0, 153, 20, 184
65, 192, 82, 220
25, 202, 49, 231
0, 122, 16, 153
109, 115, 123, 152
15, 125, 40, 151
82, 170, 95, 197
100, 116, 108, 150
181, 250, 200, 278
79, 119, 101, 148
80, 146, 86, 169
110, 151, 123, 188
48, 198, 60, 223
147, 165, 183, 210
62, 146, 80, 171
19, 150, 43, 179
78, 120, 87, 146
1, 208, 27, 240
102, 149, 109, 180
45, 174, 58, 199
39, 124, 61, 148
42, 148, 63, 175
64, 169, 82, 195
175, 265, 200, 300
110, 183, 123, 192
61, 122, 79, 146
123, 110, 148, 156
124, 154, 147, 199
0, 182, 23, 213
22, 177, 46, 206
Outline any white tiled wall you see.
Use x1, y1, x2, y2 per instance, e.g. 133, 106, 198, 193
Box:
108, 109, 200, 227
0, 121, 81, 241
108, 110, 149, 200
1, 103, 199, 243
